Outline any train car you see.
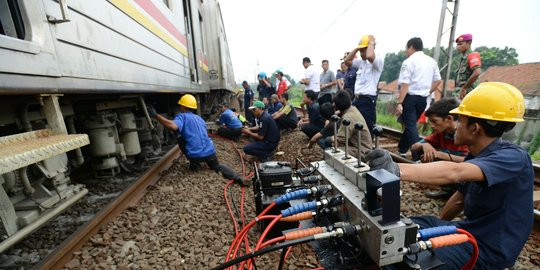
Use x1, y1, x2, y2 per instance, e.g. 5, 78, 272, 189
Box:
0, 0, 234, 253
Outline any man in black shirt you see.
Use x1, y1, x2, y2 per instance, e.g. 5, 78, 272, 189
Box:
242, 100, 280, 161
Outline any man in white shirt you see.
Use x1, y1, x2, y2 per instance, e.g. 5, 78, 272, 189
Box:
300, 57, 320, 117
396, 37, 442, 157
344, 35, 384, 137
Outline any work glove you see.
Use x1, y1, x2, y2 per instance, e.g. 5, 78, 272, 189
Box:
365, 149, 400, 177
146, 105, 158, 118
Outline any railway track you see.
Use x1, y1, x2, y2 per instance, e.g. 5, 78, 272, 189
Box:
33, 116, 539, 269
34, 147, 180, 270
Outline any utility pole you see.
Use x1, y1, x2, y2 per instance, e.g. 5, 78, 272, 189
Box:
433, 0, 460, 98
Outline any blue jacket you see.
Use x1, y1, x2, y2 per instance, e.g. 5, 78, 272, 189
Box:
218, 109, 243, 129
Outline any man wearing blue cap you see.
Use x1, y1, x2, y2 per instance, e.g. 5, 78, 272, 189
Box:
455, 33, 482, 99
257, 72, 275, 101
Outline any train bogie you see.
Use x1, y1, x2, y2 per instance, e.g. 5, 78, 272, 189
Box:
0, 0, 235, 253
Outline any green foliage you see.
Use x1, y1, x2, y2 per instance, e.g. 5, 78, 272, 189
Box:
527, 132, 540, 156
377, 113, 401, 130
287, 86, 304, 107
380, 51, 407, 83
531, 151, 540, 162
379, 46, 520, 84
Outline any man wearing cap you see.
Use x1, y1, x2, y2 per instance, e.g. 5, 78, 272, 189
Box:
146, 94, 249, 186
242, 100, 280, 161
366, 82, 533, 269
257, 72, 275, 101
344, 35, 384, 137
455, 34, 482, 100
217, 102, 243, 141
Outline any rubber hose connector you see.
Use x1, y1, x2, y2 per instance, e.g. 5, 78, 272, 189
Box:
275, 189, 309, 205
284, 227, 324, 240
430, 234, 469, 248
418, 225, 457, 240
281, 201, 317, 217
280, 211, 312, 222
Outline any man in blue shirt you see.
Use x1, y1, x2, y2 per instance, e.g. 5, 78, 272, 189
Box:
298, 90, 325, 139
257, 72, 275, 101
367, 82, 533, 269
148, 94, 249, 186
242, 100, 280, 161
217, 102, 243, 141
242, 81, 255, 126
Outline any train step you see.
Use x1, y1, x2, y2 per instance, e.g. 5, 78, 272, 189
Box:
0, 129, 89, 175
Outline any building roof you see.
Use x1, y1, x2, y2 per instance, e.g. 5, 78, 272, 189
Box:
479, 62, 540, 96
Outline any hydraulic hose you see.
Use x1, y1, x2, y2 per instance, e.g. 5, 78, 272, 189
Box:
212, 236, 315, 270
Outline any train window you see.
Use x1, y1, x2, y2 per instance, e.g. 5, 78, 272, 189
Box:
161, 0, 170, 9
199, 12, 207, 55
0, 0, 25, 39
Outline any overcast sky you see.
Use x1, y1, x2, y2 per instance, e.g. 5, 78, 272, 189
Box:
218, 0, 540, 84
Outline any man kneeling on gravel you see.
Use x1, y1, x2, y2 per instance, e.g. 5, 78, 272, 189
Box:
147, 94, 250, 186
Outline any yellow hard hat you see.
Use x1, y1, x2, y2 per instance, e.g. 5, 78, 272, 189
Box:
358, 35, 369, 48
178, 94, 197, 109
449, 82, 525, 122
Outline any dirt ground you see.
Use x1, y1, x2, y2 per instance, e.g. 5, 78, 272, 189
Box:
64, 129, 539, 269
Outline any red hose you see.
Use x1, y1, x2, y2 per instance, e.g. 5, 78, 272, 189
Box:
457, 228, 479, 270
223, 180, 239, 234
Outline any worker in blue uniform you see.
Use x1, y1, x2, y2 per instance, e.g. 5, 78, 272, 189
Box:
368, 82, 533, 269
147, 94, 250, 186
242, 100, 280, 161
216, 102, 243, 141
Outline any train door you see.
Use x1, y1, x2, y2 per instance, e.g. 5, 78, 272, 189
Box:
0, 0, 62, 86
182, 0, 199, 84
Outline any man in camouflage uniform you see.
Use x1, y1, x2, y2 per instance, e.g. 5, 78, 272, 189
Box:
454, 34, 482, 100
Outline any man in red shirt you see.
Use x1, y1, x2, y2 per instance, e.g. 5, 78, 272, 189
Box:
275, 71, 290, 98
411, 98, 469, 199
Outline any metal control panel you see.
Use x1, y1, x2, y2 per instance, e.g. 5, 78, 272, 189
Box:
315, 150, 417, 266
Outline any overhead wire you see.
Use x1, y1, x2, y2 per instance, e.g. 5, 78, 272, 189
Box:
271, 0, 358, 73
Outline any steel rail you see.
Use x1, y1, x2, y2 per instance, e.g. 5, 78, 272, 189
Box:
35, 146, 180, 270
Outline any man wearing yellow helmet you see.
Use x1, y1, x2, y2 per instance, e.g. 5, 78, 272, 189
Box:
147, 94, 250, 186
367, 82, 533, 269
344, 34, 384, 137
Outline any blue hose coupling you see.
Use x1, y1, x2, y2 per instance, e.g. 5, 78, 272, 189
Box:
281, 201, 317, 217
418, 226, 457, 240
275, 189, 310, 205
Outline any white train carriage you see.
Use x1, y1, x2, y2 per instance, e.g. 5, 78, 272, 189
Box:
0, 0, 235, 253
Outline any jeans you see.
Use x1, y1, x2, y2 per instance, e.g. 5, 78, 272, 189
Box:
409, 216, 493, 270
317, 136, 333, 150
275, 115, 298, 130
177, 137, 242, 181
398, 94, 426, 153
301, 124, 322, 139
245, 108, 255, 126
317, 92, 332, 106
217, 126, 242, 141
243, 141, 276, 160
352, 95, 377, 137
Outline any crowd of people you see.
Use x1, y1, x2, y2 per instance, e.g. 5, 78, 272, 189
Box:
145, 33, 534, 270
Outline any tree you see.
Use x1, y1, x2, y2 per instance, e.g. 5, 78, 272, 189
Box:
380, 46, 519, 84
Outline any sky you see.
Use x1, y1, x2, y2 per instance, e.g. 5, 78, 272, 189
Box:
218, 0, 540, 84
